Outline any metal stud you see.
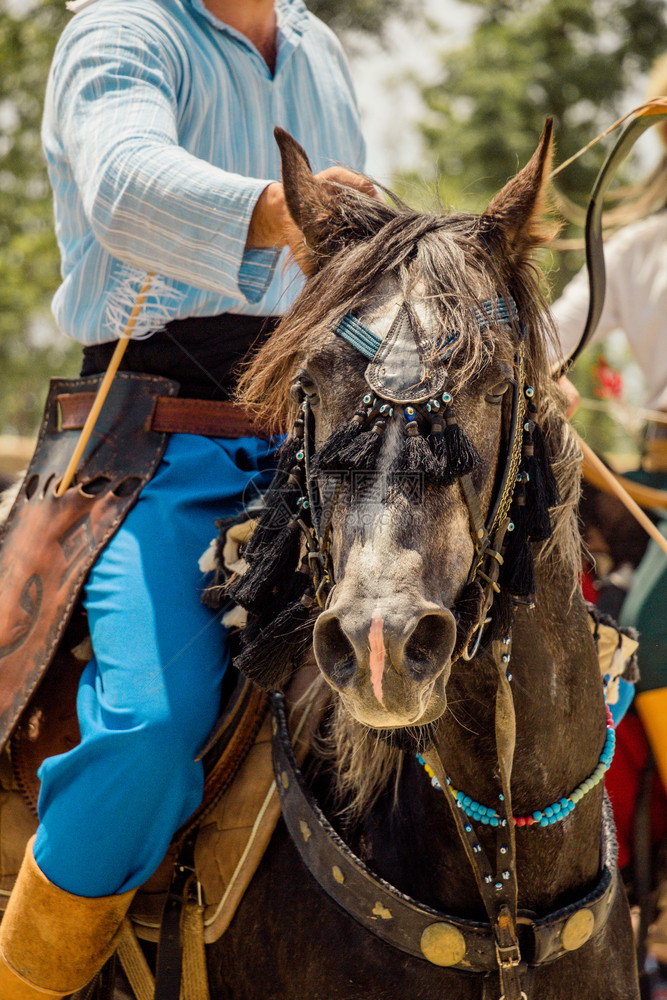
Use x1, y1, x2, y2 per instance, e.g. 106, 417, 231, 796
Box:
502, 871, 511, 880
502, 654, 510, 663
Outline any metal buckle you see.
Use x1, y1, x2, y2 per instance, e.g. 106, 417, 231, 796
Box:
461, 614, 492, 661
495, 941, 522, 970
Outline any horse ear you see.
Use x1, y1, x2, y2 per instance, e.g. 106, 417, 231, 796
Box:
482, 118, 558, 256
274, 127, 336, 271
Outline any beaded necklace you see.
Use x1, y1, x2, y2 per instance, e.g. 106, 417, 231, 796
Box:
416, 703, 615, 829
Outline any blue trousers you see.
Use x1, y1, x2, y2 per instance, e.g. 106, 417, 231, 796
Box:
33, 433, 276, 897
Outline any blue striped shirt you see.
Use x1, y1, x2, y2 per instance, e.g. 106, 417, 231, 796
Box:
42, 0, 366, 344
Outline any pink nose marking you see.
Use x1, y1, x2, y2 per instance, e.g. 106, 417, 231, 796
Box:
369, 612, 386, 706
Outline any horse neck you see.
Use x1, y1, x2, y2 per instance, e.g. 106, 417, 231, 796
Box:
359, 560, 607, 920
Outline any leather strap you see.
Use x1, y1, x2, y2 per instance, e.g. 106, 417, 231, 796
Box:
272, 692, 618, 974
56, 393, 272, 440
423, 639, 523, 999
155, 832, 199, 1000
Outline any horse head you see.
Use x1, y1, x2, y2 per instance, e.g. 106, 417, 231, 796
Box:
232, 122, 574, 733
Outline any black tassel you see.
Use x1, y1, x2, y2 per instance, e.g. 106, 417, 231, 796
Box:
243, 433, 303, 562
313, 412, 366, 472
430, 423, 448, 464
228, 517, 302, 610
519, 406, 559, 543
234, 581, 316, 690
338, 417, 387, 471
428, 414, 456, 484
392, 422, 443, 481
444, 408, 479, 477
499, 513, 536, 599
529, 419, 560, 507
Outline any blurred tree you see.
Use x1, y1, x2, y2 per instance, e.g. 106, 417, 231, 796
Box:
408, 0, 667, 290
309, 0, 415, 35
0, 0, 75, 436
0, 0, 414, 437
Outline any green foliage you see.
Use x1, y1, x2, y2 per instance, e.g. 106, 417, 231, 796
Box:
0, 0, 77, 436
308, 0, 416, 35
412, 0, 667, 279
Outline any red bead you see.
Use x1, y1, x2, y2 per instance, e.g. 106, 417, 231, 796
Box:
525, 816, 535, 826
515, 817, 526, 827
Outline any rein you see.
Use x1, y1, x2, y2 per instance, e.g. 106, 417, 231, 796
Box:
559, 104, 667, 371
422, 638, 524, 999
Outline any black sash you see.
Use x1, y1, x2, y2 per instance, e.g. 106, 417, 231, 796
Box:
81, 313, 279, 400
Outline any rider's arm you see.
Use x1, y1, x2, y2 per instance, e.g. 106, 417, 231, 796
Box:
44, 14, 369, 303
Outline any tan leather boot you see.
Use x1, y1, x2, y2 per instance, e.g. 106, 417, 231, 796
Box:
0, 837, 136, 998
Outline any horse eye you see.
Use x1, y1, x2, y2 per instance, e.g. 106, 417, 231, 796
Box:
486, 382, 510, 403
292, 372, 319, 402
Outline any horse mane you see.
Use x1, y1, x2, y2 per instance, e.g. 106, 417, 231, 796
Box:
237, 195, 582, 818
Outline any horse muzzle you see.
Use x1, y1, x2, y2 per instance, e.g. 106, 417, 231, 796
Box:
312, 600, 457, 728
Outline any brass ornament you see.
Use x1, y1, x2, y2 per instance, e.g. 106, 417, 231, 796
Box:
299, 820, 311, 843
420, 922, 467, 966
561, 909, 595, 951
332, 866, 345, 884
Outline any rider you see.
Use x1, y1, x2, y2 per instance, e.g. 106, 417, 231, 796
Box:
553, 53, 667, 968
0, 0, 373, 996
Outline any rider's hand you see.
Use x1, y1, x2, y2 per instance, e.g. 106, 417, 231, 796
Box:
246, 169, 380, 266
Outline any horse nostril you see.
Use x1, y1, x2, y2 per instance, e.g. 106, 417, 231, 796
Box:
313, 614, 357, 688
404, 612, 456, 680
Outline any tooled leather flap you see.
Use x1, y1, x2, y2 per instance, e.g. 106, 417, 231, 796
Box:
0, 373, 178, 750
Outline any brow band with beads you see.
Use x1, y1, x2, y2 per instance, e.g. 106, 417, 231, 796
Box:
334, 294, 519, 362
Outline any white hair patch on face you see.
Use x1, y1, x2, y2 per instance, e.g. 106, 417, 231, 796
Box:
369, 611, 386, 707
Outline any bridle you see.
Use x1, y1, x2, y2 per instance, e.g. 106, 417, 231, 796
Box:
289, 293, 530, 661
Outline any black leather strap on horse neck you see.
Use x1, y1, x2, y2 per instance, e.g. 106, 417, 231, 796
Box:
562, 111, 667, 372
271, 692, 618, 981
423, 637, 523, 999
